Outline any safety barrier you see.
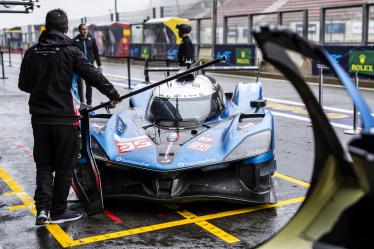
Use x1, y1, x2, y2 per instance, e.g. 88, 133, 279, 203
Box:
317, 62, 361, 135
0, 47, 24, 67
0, 52, 7, 79
344, 71, 361, 135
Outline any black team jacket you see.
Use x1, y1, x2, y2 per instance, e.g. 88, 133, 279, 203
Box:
72, 34, 101, 66
177, 36, 194, 66
18, 29, 119, 126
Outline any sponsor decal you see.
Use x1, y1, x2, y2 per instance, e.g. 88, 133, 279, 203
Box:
114, 134, 153, 153
115, 156, 150, 167
141, 46, 150, 59
238, 122, 254, 130
216, 50, 232, 64
167, 48, 178, 59
130, 47, 140, 57
235, 48, 251, 65
188, 136, 214, 152
178, 158, 217, 167
117, 120, 125, 134
330, 54, 342, 62
349, 50, 374, 75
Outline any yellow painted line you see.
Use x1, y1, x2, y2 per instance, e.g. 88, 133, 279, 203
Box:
178, 210, 240, 243
3, 191, 18, 196
274, 172, 311, 188
0, 167, 37, 215
69, 218, 193, 246
8, 204, 28, 211
70, 196, 304, 246
45, 224, 77, 248
197, 197, 305, 221
0, 166, 75, 248
0, 165, 306, 247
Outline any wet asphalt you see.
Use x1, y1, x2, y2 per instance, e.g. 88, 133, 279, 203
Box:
0, 54, 373, 248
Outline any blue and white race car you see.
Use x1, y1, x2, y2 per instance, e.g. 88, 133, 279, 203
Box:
73, 61, 277, 214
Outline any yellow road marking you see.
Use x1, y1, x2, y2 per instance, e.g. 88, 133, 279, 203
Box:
0, 165, 307, 247
8, 204, 28, 210
197, 197, 304, 221
70, 196, 304, 246
0, 166, 75, 248
3, 191, 18, 196
178, 210, 240, 243
70, 219, 193, 246
274, 172, 310, 188
164, 203, 239, 243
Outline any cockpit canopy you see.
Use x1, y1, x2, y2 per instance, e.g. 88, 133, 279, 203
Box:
146, 77, 225, 127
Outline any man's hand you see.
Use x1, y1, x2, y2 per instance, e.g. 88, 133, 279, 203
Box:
109, 99, 121, 108
98, 66, 103, 73
109, 91, 121, 108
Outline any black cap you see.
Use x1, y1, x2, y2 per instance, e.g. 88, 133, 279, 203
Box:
176, 23, 192, 35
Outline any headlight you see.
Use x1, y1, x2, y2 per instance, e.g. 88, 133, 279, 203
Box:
91, 136, 109, 160
225, 129, 272, 161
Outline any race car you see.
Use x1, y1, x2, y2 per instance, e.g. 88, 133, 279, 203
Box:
72, 60, 277, 215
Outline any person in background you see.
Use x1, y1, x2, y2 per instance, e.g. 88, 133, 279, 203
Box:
18, 9, 120, 225
72, 23, 101, 106
176, 23, 194, 67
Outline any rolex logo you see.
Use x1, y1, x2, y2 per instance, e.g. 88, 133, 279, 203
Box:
359, 54, 366, 64
241, 51, 246, 58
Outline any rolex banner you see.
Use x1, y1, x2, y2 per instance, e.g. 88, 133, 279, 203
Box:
349, 50, 374, 75
214, 44, 256, 66
312, 45, 374, 78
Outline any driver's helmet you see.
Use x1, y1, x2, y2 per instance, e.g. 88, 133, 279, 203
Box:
176, 23, 192, 37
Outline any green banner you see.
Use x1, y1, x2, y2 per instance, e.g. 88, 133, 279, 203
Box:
348, 50, 374, 75
235, 48, 251, 65
141, 46, 150, 59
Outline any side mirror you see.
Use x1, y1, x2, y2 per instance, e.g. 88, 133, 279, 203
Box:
250, 99, 266, 108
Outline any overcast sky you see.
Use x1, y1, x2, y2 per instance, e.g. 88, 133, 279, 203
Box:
0, 0, 182, 28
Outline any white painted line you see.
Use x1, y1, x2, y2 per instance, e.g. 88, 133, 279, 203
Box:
271, 111, 353, 130
265, 97, 354, 114
206, 72, 374, 92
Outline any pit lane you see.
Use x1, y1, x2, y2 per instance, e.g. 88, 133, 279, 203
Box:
1, 54, 372, 248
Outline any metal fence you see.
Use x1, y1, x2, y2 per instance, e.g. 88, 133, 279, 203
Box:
118, 9, 154, 23
3, 2, 374, 58
320, 3, 372, 45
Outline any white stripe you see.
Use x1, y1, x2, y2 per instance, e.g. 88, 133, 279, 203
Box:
265, 97, 355, 114
266, 97, 374, 117
206, 72, 374, 91
271, 111, 353, 129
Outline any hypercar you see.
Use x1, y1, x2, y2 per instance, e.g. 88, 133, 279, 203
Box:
72, 61, 277, 215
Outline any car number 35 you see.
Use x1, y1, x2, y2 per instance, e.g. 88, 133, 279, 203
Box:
116, 138, 153, 153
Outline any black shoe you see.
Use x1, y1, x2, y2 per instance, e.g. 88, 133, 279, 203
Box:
50, 211, 82, 224
35, 210, 49, 225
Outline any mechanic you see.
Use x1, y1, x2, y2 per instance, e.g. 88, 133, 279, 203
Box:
72, 23, 101, 106
18, 9, 120, 225
176, 23, 194, 67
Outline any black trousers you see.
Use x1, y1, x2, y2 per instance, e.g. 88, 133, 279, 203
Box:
32, 124, 80, 214
78, 77, 93, 105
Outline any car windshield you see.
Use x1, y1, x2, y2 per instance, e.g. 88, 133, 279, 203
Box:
147, 93, 224, 127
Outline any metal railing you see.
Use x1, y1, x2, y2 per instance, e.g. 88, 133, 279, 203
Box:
320, 3, 373, 45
